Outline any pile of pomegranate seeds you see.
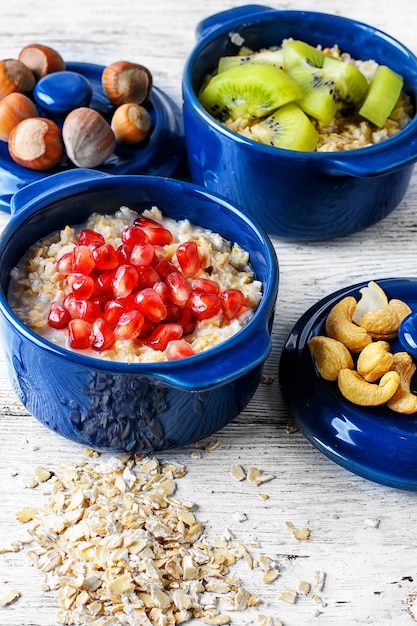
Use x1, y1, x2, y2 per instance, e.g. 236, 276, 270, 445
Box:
47, 215, 247, 360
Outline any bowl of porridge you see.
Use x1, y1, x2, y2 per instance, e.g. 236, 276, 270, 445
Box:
0, 169, 278, 452
183, 6, 417, 240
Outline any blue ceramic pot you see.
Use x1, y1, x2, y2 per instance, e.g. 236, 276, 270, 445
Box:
0, 62, 185, 212
183, 5, 417, 240
0, 170, 278, 453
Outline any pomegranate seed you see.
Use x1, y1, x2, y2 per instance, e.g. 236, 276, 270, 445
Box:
187, 292, 221, 320
147, 323, 183, 351
178, 307, 196, 335
165, 301, 182, 322
117, 243, 132, 264
78, 229, 105, 248
48, 302, 71, 329
191, 277, 221, 295
153, 245, 167, 260
72, 245, 95, 274
103, 299, 125, 328
137, 317, 156, 339
56, 251, 74, 275
121, 226, 148, 247
96, 269, 117, 298
66, 299, 101, 323
155, 259, 177, 279
92, 318, 115, 351
153, 280, 170, 302
112, 264, 138, 298
67, 273, 95, 300
176, 241, 201, 277
92, 243, 119, 270
140, 225, 173, 246
114, 309, 144, 340
166, 271, 192, 307
166, 339, 195, 360
134, 215, 161, 228
135, 288, 167, 323
63, 292, 76, 308
129, 243, 155, 267
220, 289, 246, 320
136, 265, 160, 289
68, 319, 94, 349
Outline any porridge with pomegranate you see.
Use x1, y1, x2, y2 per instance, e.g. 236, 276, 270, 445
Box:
8, 206, 263, 363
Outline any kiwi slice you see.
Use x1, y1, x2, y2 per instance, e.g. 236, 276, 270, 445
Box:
198, 63, 303, 121
322, 56, 368, 106
250, 103, 319, 151
217, 49, 285, 73
359, 65, 404, 127
282, 39, 326, 69
288, 64, 340, 124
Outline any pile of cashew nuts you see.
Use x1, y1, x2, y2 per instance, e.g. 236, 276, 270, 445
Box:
309, 281, 417, 413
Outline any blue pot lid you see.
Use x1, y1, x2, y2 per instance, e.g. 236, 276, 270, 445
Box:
279, 277, 417, 491
0, 62, 185, 212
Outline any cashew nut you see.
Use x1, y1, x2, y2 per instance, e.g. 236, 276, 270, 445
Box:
325, 296, 372, 353
352, 281, 388, 324
387, 351, 417, 414
356, 341, 394, 382
309, 335, 354, 381
337, 368, 400, 406
352, 281, 412, 340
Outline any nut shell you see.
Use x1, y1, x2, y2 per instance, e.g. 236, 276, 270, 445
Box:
111, 102, 151, 144
18, 44, 65, 80
0, 92, 38, 141
0, 59, 36, 99
102, 61, 152, 106
8, 117, 63, 170
62, 107, 116, 168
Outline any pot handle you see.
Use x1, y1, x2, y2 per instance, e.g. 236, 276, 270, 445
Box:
196, 4, 274, 40
10, 168, 109, 216
147, 327, 272, 391
321, 130, 417, 177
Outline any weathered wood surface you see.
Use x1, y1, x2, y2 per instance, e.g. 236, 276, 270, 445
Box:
1, 1, 417, 624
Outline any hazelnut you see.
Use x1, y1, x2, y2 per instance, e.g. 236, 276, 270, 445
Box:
102, 61, 152, 107
0, 92, 38, 141
8, 117, 63, 170
62, 107, 116, 168
111, 102, 151, 144
18, 43, 65, 80
0, 59, 36, 99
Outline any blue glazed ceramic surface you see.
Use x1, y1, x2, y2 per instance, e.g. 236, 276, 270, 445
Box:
0, 62, 185, 212
183, 6, 417, 241
279, 278, 417, 491
0, 170, 278, 453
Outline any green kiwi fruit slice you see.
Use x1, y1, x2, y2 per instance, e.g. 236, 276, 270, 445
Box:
288, 64, 340, 124
250, 103, 319, 151
198, 63, 303, 121
217, 49, 285, 73
282, 39, 326, 69
322, 56, 368, 106
359, 65, 404, 127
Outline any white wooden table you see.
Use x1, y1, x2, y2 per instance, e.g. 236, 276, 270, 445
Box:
1, 1, 417, 624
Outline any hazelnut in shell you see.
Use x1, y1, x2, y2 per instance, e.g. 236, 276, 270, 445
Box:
62, 107, 116, 168
0, 92, 38, 141
111, 102, 151, 144
8, 117, 63, 170
0, 59, 36, 100
18, 43, 65, 80
102, 61, 152, 107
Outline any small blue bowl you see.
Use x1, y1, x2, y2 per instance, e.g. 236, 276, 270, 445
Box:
0, 62, 185, 212
183, 6, 417, 240
0, 169, 278, 453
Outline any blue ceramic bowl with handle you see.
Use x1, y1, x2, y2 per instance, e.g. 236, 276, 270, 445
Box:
0, 169, 278, 453
183, 5, 417, 241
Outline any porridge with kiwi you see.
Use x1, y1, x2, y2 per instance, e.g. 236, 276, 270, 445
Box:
198, 38, 413, 152
8, 206, 262, 363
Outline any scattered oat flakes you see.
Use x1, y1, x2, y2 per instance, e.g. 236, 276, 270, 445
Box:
34, 466, 52, 483
257, 493, 269, 500
23, 476, 38, 489
0, 542, 20, 554
285, 521, 311, 540
279, 588, 298, 603
230, 465, 247, 482
260, 374, 274, 385
365, 517, 380, 528
205, 439, 220, 451
191, 450, 202, 459
0, 588, 21, 606
286, 424, 298, 434
298, 580, 311, 595
313, 570, 326, 592
233, 510, 248, 522
257, 615, 283, 626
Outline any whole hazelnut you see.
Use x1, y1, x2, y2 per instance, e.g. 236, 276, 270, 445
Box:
0, 59, 36, 99
62, 107, 116, 168
8, 117, 63, 170
18, 43, 65, 80
0, 92, 38, 141
111, 102, 151, 144
102, 61, 152, 107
